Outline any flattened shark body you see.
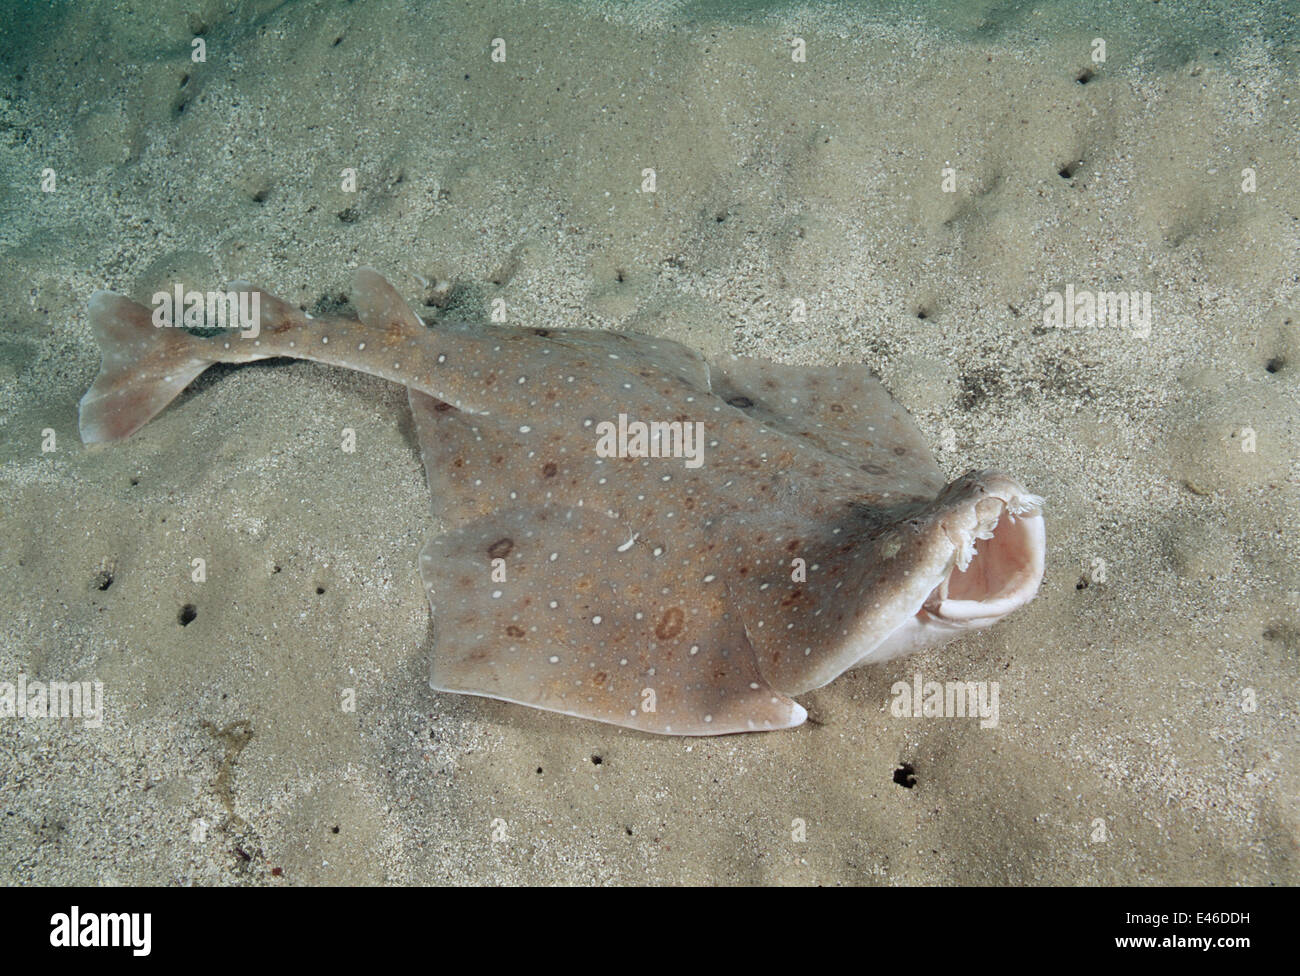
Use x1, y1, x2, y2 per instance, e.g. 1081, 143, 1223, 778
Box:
80, 269, 1045, 734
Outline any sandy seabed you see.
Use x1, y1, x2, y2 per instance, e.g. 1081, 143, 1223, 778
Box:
0, 0, 1296, 885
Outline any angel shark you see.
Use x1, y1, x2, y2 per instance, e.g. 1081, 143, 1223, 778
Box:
79, 269, 1045, 735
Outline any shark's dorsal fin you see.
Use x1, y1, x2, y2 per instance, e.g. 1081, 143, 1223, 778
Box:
352, 267, 426, 340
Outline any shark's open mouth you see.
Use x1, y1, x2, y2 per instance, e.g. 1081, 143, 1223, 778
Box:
829, 477, 1046, 675
926, 490, 1045, 625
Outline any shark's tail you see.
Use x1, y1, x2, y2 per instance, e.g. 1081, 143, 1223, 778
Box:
78, 291, 220, 443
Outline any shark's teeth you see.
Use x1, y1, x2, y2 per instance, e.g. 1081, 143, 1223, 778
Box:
955, 525, 997, 571
953, 492, 1029, 571
1007, 492, 1044, 516
955, 528, 982, 571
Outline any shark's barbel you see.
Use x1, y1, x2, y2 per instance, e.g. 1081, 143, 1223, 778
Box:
80, 269, 1045, 735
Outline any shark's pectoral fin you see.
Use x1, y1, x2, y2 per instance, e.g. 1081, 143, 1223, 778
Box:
709, 354, 948, 496
415, 506, 806, 735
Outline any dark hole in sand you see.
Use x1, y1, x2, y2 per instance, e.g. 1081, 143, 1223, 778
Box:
893, 763, 916, 788
178, 604, 197, 626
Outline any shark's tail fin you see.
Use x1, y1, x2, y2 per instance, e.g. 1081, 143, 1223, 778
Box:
78, 291, 218, 443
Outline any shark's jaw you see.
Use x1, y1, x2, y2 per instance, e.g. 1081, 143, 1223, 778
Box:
853, 473, 1046, 666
